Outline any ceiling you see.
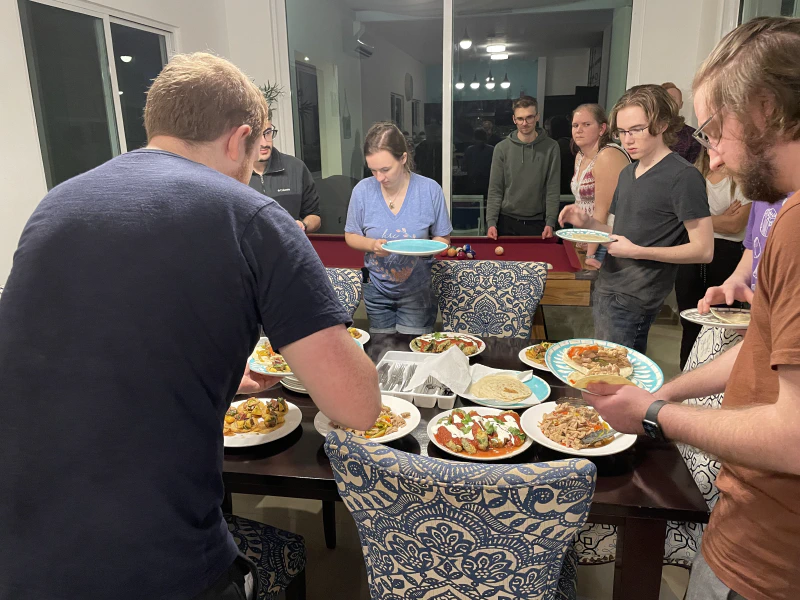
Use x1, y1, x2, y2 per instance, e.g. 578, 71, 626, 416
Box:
343, 0, 629, 18
360, 8, 612, 65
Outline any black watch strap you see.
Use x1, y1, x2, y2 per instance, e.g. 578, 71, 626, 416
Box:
643, 400, 668, 441
300, 221, 307, 232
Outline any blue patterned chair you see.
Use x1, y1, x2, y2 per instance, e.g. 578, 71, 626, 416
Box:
663, 325, 743, 568
431, 260, 548, 338
325, 430, 596, 600
224, 514, 307, 600
326, 268, 363, 317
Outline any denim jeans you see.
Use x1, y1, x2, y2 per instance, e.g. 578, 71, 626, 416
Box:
685, 551, 749, 600
592, 291, 659, 354
363, 281, 437, 335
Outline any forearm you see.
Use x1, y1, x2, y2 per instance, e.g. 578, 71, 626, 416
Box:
303, 215, 321, 233
660, 401, 800, 475
659, 342, 741, 402
344, 232, 376, 253
728, 249, 753, 286
711, 214, 741, 235
636, 240, 713, 264
486, 195, 501, 228
433, 235, 450, 245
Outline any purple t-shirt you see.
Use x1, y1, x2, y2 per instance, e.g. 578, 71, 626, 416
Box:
744, 197, 789, 291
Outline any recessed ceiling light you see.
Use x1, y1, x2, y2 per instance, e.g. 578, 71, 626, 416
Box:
304, 56, 310, 61
120, 55, 132, 63
486, 45, 506, 53
490, 53, 509, 61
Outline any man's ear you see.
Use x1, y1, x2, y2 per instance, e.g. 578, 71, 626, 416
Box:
226, 125, 253, 162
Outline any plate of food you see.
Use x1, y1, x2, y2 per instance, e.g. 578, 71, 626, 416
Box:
462, 372, 551, 409
248, 337, 293, 377
381, 239, 450, 257
427, 407, 533, 461
520, 401, 637, 456
545, 338, 663, 395
348, 327, 371, 345
519, 342, 553, 371
556, 228, 615, 244
223, 397, 302, 448
680, 307, 750, 330
314, 395, 420, 443
409, 332, 485, 357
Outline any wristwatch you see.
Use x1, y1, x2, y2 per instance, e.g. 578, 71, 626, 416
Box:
300, 221, 307, 233
642, 400, 668, 441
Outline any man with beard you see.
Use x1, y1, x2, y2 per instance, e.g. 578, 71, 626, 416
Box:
580, 17, 800, 600
0, 53, 381, 599
249, 117, 321, 234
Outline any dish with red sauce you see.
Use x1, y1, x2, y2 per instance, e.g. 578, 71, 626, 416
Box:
427, 407, 533, 461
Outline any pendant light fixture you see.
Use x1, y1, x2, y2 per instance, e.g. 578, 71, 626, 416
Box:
500, 72, 511, 89
459, 29, 472, 50
470, 74, 480, 90
485, 70, 496, 90
455, 73, 465, 90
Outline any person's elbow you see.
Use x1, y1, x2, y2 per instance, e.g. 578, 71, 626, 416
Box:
698, 242, 714, 264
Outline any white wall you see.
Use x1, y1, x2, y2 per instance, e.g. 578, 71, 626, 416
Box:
545, 49, 590, 96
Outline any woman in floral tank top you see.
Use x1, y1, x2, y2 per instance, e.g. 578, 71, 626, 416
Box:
570, 104, 630, 268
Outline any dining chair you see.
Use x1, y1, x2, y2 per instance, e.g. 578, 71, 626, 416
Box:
325, 429, 596, 600
431, 260, 548, 339
224, 514, 307, 600
325, 267, 363, 318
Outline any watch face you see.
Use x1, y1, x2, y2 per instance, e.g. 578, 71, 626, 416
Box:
642, 419, 660, 439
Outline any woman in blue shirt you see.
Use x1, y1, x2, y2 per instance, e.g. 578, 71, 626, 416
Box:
345, 122, 452, 334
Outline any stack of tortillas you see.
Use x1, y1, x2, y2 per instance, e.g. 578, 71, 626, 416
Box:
709, 308, 751, 325
471, 375, 532, 402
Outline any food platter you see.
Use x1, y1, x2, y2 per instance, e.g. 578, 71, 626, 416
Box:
409, 332, 486, 358
427, 407, 533, 461
518, 343, 553, 372
314, 395, 420, 444
460, 371, 551, 409
556, 228, 615, 244
248, 337, 293, 377
520, 401, 637, 457
224, 398, 303, 448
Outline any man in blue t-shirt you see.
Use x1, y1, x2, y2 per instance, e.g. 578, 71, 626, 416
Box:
0, 53, 381, 600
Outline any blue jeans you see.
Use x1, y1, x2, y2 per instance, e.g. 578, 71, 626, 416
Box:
592, 292, 659, 354
363, 282, 437, 335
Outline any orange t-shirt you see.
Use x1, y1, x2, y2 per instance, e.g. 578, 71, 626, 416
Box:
702, 195, 800, 600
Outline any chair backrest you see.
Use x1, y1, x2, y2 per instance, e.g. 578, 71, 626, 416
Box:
325, 429, 596, 600
326, 268, 362, 317
432, 260, 548, 338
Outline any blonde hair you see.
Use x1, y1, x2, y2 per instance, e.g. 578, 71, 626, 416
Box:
144, 52, 268, 151
363, 122, 414, 172
693, 16, 800, 151
609, 84, 684, 147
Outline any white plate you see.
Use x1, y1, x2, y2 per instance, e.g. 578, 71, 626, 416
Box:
409, 332, 486, 358
349, 328, 371, 345
518, 345, 552, 372
381, 239, 449, 257
313, 395, 420, 443
680, 308, 750, 330
556, 228, 615, 244
224, 399, 302, 448
520, 402, 637, 456
427, 407, 533, 462
280, 379, 308, 394
248, 337, 294, 378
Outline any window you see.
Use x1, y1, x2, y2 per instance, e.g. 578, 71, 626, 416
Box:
740, 0, 800, 20
19, 0, 171, 189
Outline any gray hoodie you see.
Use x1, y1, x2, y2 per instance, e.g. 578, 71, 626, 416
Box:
486, 130, 561, 229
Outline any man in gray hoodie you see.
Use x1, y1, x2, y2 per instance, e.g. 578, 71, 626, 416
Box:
486, 96, 561, 239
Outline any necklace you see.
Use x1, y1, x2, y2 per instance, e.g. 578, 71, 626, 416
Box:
386, 174, 409, 210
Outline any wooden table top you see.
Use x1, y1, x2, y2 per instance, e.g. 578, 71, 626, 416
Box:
224, 334, 710, 524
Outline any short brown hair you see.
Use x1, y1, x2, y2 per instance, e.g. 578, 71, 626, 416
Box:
363, 121, 415, 172
693, 16, 800, 150
512, 96, 538, 112
610, 84, 684, 147
144, 52, 268, 151
572, 103, 613, 149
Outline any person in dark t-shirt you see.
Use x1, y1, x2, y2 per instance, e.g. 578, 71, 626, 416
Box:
0, 53, 380, 600
560, 84, 712, 352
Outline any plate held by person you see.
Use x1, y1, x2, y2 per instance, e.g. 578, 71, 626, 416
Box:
381, 239, 449, 256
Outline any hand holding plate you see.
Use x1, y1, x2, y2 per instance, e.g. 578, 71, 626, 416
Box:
604, 234, 639, 259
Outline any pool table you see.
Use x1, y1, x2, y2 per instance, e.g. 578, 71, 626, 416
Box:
308, 234, 595, 307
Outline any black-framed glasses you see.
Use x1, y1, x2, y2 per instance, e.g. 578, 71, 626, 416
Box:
692, 111, 719, 151
263, 127, 279, 139
612, 126, 648, 142
513, 114, 538, 125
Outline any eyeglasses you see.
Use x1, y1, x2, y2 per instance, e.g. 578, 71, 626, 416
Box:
612, 126, 648, 142
692, 111, 719, 151
262, 127, 279, 139
513, 114, 538, 125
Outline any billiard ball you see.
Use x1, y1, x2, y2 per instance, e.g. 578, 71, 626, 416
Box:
447, 247, 457, 257
495, 246, 504, 256
466, 252, 474, 259
464, 243, 472, 253
440, 248, 450, 257
457, 250, 466, 259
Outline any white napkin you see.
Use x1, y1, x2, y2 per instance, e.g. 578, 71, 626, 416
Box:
403, 346, 472, 394
459, 364, 533, 402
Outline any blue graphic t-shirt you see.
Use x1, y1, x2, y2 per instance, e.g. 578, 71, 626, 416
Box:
345, 173, 452, 299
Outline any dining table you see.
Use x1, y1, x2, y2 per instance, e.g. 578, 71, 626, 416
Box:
223, 333, 710, 600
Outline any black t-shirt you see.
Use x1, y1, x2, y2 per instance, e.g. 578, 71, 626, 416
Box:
595, 152, 710, 312
248, 148, 320, 221
0, 150, 350, 599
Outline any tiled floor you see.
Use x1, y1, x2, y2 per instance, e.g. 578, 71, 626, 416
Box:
238, 303, 690, 599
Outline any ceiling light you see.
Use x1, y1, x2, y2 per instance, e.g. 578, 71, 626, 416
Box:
490, 53, 509, 61
469, 74, 480, 90
486, 44, 506, 53
304, 56, 310, 61
485, 70, 495, 90
120, 55, 132, 63
118, 91, 124, 95
501, 73, 511, 89
455, 74, 465, 90
459, 29, 472, 50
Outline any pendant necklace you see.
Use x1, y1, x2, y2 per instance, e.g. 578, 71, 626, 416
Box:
387, 174, 408, 210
